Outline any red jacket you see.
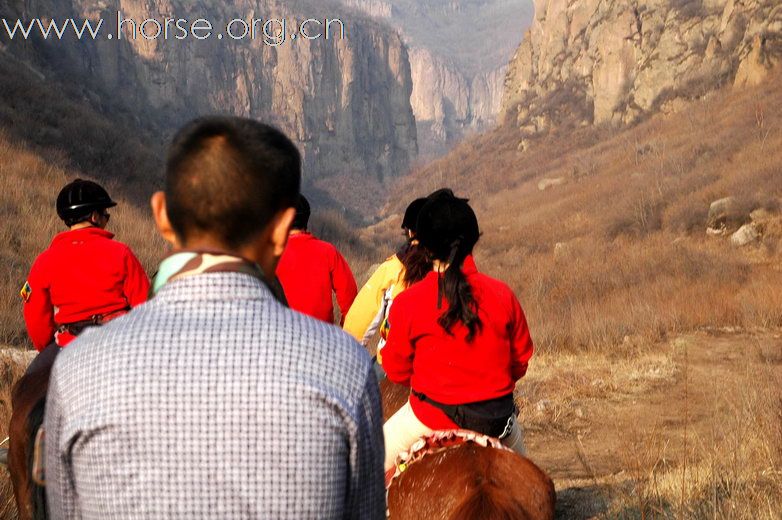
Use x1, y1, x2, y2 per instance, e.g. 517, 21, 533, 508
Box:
22, 227, 150, 350
276, 232, 358, 325
383, 257, 534, 429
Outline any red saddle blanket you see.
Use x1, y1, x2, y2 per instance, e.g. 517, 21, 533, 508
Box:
386, 430, 512, 488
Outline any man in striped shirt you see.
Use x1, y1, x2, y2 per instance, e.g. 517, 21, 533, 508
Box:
44, 116, 386, 519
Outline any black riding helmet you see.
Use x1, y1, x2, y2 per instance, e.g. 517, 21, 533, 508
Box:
416, 194, 480, 262
401, 198, 428, 232
56, 179, 117, 226
291, 195, 311, 230
402, 190, 466, 233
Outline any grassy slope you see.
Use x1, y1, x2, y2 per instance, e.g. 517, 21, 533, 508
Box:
0, 46, 170, 346
374, 72, 782, 518
385, 73, 782, 355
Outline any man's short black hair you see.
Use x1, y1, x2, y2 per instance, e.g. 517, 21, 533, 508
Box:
165, 117, 301, 249
291, 195, 311, 230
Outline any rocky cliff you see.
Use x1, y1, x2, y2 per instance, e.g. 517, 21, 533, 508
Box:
502, 0, 782, 133
0, 0, 418, 199
340, 0, 532, 157
408, 48, 506, 145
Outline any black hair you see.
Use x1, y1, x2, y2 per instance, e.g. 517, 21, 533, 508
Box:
165, 116, 301, 249
416, 194, 482, 341
397, 241, 432, 286
291, 195, 311, 230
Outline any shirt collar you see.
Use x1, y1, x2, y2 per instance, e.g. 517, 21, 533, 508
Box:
288, 231, 313, 240
151, 250, 273, 296
52, 227, 114, 245
154, 271, 276, 303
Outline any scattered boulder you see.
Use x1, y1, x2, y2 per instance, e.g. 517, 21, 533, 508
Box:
731, 223, 760, 247
519, 124, 537, 137
707, 196, 742, 229
538, 177, 566, 191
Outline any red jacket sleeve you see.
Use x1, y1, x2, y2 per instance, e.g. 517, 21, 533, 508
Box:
22, 258, 56, 351
381, 296, 415, 386
330, 248, 358, 326
123, 248, 151, 307
509, 294, 534, 381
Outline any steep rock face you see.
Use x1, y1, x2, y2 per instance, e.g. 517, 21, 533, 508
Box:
408, 48, 506, 143
502, 0, 782, 129
2, 0, 418, 186
339, 0, 531, 157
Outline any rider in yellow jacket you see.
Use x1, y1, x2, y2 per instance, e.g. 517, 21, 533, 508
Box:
343, 197, 429, 363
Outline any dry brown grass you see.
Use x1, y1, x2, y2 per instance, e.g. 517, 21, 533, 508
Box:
0, 133, 166, 347
606, 338, 782, 519
520, 332, 782, 519
388, 73, 782, 357
378, 73, 782, 518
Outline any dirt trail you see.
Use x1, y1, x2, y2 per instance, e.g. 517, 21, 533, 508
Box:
521, 331, 782, 519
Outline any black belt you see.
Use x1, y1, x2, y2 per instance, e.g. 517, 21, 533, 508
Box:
412, 390, 516, 439
56, 307, 129, 336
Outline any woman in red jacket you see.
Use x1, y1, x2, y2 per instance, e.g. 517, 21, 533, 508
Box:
381, 193, 534, 471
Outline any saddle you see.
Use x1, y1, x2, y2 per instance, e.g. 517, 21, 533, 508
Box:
385, 430, 513, 488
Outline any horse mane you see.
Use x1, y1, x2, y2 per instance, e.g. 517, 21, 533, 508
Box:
448, 474, 532, 520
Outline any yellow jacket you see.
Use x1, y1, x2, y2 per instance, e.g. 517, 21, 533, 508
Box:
343, 255, 407, 351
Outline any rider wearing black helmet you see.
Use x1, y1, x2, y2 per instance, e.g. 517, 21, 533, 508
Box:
343, 193, 440, 361
21, 179, 150, 352
381, 191, 533, 473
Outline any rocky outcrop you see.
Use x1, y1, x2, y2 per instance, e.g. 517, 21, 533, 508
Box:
339, 0, 530, 157
1, 0, 418, 185
502, 0, 782, 130
408, 48, 506, 144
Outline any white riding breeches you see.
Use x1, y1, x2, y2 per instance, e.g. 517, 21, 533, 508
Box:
383, 399, 526, 471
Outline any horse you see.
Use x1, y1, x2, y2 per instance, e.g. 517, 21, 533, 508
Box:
380, 378, 556, 520
7, 344, 59, 520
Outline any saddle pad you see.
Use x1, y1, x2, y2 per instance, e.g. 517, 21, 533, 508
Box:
386, 429, 512, 488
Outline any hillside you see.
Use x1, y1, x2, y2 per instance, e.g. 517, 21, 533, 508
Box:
385, 72, 782, 354
376, 58, 782, 519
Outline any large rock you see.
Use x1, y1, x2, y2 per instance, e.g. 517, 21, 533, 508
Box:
707, 197, 742, 228
731, 223, 760, 246
340, 0, 533, 157
501, 0, 782, 128
538, 177, 567, 191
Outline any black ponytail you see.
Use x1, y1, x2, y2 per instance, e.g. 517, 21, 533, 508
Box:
438, 238, 482, 341
416, 193, 482, 342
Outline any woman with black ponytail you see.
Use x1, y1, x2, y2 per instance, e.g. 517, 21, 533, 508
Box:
381, 192, 534, 473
